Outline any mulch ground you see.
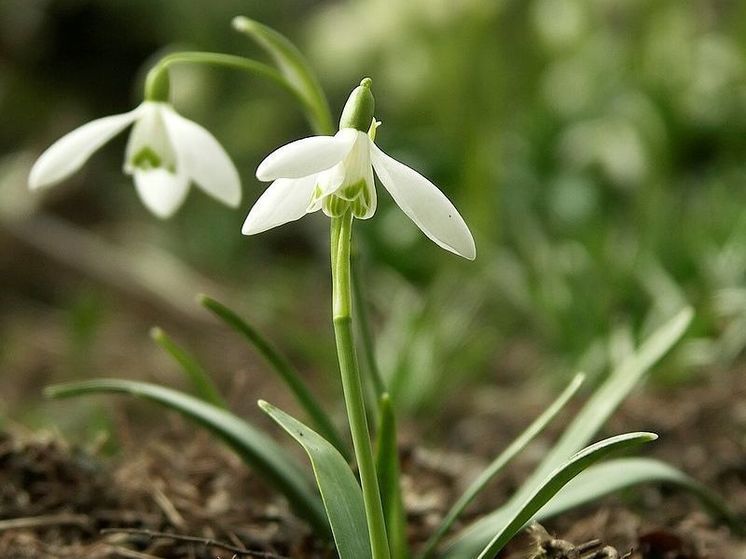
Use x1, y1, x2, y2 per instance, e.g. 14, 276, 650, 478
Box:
0, 365, 744, 558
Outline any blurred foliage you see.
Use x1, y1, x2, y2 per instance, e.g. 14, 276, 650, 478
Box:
2, 0, 746, 415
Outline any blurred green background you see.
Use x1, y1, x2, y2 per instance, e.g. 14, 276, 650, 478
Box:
1, 0, 745, 426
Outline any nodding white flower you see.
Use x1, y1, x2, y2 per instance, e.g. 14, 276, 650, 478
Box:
29, 101, 241, 218
243, 78, 476, 260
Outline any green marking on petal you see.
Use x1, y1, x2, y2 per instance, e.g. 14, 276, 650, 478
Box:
339, 179, 367, 201
322, 195, 350, 217
131, 146, 163, 169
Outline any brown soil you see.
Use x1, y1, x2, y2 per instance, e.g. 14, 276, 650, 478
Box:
0, 366, 744, 559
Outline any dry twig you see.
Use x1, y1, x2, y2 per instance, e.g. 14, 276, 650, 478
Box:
100, 528, 288, 558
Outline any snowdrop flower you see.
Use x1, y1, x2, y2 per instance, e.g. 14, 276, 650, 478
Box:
29, 76, 241, 218
243, 78, 476, 260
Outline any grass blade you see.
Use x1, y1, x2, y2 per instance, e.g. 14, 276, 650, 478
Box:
531, 308, 691, 474
352, 253, 387, 410
375, 394, 410, 559
198, 294, 350, 460
418, 373, 585, 559
150, 327, 227, 409
231, 16, 333, 135
446, 307, 692, 557
260, 400, 372, 559
45, 379, 328, 536
471, 432, 658, 559
536, 458, 743, 532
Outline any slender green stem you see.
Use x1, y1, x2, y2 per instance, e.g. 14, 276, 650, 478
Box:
331, 212, 391, 559
144, 52, 319, 131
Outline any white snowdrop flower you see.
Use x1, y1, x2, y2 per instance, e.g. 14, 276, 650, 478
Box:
243, 78, 476, 260
29, 98, 241, 219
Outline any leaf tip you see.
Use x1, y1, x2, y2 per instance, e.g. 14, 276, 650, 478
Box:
231, 16, 254, 33
149, 326, 164, 341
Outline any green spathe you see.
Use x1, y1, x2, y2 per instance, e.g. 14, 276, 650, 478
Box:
340, 78, 375, 132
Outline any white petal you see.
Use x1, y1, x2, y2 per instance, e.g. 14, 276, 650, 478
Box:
124, 102, 174, 172
29, 107, 141, 190
370, 141, 476, 260
357, 163, 377, 219
256, 129, 357, 181
160, 106, 241, 207
133, 168, 190, 219
242, 174, 318, 235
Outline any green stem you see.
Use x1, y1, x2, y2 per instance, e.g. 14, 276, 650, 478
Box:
144, 52, 321, 132
331, 212, 391, 559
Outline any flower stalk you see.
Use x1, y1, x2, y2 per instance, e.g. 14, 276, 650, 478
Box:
331, 210, 391, 559
144, 51, 326, 133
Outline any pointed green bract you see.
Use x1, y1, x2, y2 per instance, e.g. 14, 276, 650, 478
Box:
260, 400, 372, 559
470, 432, 657, 559
150, 326, 228, 409
232, 16, 333, 135
44, 379, 328, 536
419, 373, 585, 559
536, 458, 742, 532
375, 394, 410, 559
446, 308, 693, 557
198, 294, 350, 460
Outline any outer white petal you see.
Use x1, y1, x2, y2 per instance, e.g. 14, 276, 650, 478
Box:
256, 129, 357, 181
370, 141, 476, 260
160, 106, 241, 207
242, 174, 318, 235
29, 106, 142, 190
133, 168, 190, 219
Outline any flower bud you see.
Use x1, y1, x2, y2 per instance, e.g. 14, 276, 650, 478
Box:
339, 78, 375, 132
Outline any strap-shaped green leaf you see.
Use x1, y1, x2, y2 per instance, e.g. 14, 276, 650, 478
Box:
232, 16, 333, 135
471, 432, 657, 559
150, 327, 228, 409
419, 374, 584, 559
536, 458, 742, 531
260, 400, 373, 559
445, 308, 692, 557
44, 379, 328, 536
198, 294, 349, 460
375, 394, 410, 559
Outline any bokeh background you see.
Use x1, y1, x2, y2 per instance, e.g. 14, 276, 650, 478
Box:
1, 0, 746, 434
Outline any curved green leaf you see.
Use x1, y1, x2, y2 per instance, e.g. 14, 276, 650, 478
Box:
198, 294, 349, 460
44, 379, 328, 536
471, 432, 657, 559
376, 394, 409, 559
232, 16, 333, 135
150, 327, 227, 409
260, 400, 372, 559
446, 308, 692, 557
536, 458, 742, 532
419, 373, 585, 559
